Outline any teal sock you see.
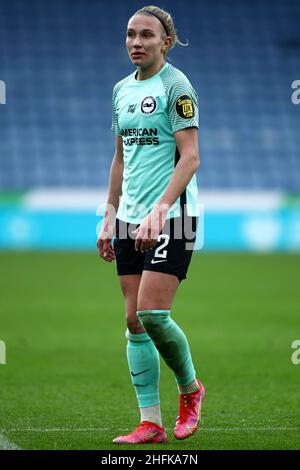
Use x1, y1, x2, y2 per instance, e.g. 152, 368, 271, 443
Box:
126, 330, 160, 408
137, 310, 196, 386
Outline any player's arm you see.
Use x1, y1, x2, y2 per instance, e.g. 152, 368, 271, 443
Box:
158, 127, 200, 209
134, 128, 199, 252
97, 135, 123, 261
106, 135, 124, 212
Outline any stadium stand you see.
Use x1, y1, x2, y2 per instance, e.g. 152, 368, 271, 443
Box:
0, 0, 299, 190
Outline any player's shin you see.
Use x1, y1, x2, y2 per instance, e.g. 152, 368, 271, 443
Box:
126, 330, 162, 427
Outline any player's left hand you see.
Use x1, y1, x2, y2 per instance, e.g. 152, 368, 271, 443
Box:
133, 203, 169, 253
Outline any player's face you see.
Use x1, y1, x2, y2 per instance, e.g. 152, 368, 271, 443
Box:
126, 14, 167, 69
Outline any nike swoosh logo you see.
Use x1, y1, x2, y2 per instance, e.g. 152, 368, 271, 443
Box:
131, 368, 151, 377
151, 259, 167, 264
186, 424, 198, 434
143, 432, 158, 440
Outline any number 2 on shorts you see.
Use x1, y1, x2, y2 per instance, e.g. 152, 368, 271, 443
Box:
154, 234, 170, 259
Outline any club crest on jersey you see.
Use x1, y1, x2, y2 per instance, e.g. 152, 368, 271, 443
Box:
141, 96, 157, 114
176, 95, 195, 119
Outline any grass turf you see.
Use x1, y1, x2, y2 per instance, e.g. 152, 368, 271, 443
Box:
0, 251, 299, 450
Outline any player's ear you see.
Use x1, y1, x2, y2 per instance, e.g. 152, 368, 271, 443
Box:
161, 37, 169, 55
163, 36, 172, 53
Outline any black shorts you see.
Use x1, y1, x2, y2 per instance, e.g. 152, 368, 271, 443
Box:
113, 216, 198, 282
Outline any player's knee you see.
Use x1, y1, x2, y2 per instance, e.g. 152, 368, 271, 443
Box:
137, 311, 168, 338
126, 315, 145, 334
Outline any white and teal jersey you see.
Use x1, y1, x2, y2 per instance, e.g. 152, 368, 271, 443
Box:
112, 62, 199, 224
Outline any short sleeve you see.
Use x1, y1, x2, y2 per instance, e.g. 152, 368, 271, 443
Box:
167, 80, 199, 134
111, 84, 122, 136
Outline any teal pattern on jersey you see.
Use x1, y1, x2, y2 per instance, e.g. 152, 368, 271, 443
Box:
112, 63, 199, 224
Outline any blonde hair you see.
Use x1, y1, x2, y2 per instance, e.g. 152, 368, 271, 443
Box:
134, 5, 188, 56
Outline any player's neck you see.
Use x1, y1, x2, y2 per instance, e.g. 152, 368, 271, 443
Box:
136, 61, 166, 81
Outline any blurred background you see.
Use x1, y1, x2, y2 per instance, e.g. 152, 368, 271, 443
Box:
0, 0, 299, 251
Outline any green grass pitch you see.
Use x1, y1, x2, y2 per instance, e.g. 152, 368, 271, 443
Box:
0, 251, 299, 450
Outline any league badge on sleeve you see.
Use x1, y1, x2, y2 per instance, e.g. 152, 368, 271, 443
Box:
176, 95, 195, 119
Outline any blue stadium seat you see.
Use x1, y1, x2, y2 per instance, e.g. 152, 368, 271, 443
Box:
0, 0, 299, 190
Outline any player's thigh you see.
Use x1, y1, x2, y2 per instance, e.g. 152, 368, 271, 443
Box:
118, 274, 144, 333
137, 271, 180, 311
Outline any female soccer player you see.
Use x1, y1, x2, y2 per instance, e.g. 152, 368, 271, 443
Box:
97, 5, 205, 444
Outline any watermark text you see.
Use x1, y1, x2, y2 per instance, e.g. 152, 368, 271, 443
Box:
0, 340, 6, 364
0, 80, 6, 104
291, 80, 300, 105
291, 340, 300, 365
96, 202, 204, 250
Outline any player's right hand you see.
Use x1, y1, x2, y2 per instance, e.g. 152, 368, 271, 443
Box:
97, 223, 115, 262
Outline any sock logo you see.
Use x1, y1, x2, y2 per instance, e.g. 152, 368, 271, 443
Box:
131, 368, 151, 377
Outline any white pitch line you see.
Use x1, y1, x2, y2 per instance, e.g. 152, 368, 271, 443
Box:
205, 427, 300, 432
0, 427, 299, 433
0, 433, 21, 450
